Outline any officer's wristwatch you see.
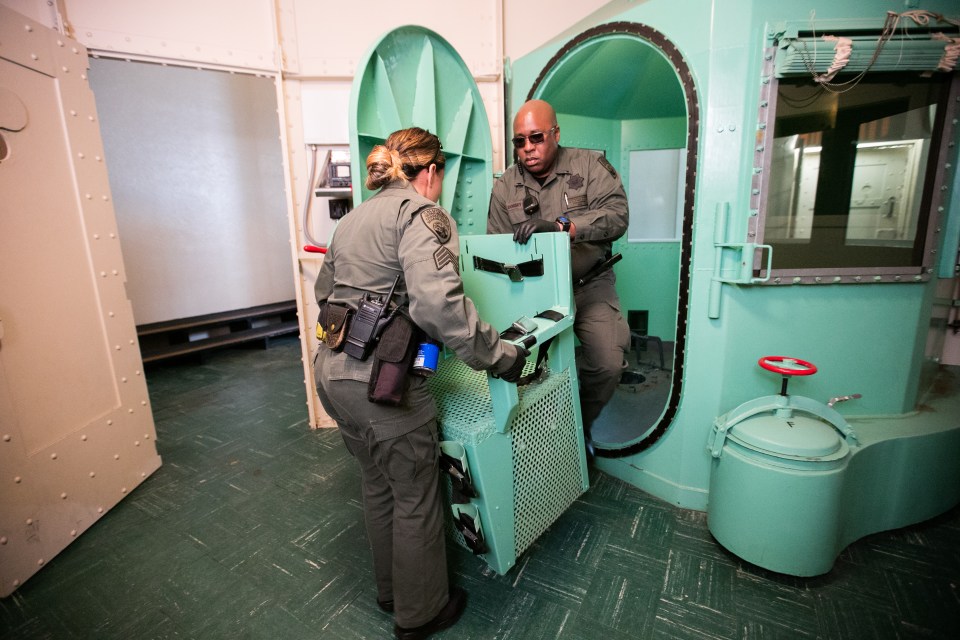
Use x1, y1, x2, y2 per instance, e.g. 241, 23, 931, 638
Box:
556, 216, 572, 232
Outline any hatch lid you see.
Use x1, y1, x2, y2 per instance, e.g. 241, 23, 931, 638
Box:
729, 413, 845, 459
349, 25, 492, 235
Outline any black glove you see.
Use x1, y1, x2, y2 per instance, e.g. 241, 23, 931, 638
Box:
497, 345, 529, 383
513, 218, 557, 244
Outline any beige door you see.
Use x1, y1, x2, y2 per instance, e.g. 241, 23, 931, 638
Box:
0, 7, 161, 597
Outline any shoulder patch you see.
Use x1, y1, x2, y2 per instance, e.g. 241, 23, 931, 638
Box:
420, 207, 452, 244
433, 246, 459, 274
597, 154, 617, 178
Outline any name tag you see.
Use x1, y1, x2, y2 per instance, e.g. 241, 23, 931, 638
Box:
565, 194, 588, 210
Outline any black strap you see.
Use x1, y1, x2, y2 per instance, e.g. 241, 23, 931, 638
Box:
535, 309, 564, 322
453, 511, 488, 555
440, 452, 477, 503
516, 309, 566, 386
472, 255, 544, 282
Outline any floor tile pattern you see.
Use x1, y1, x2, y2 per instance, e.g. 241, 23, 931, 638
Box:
2, 337, 958, 639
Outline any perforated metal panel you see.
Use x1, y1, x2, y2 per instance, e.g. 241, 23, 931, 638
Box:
432, 357, 586, 572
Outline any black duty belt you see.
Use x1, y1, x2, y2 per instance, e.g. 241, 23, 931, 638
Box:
472, 256, 544, 282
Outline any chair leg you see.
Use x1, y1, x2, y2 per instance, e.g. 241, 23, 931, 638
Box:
631, 332, 665, 370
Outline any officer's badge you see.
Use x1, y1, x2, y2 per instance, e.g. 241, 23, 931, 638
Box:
421, 207, 451, 244
598, 155, 618, 177
567, 174, 584, 190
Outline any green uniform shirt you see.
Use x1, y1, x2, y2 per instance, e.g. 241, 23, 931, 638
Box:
487, 146, 628, 305
315, 182, 518, 382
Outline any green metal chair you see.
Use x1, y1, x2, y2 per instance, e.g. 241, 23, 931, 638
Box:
430, 232, 589, 574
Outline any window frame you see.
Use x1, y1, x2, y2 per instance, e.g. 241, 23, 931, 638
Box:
750, 41, 959, 285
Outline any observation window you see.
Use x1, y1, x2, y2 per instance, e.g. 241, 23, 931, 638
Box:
753, 16, 958, 283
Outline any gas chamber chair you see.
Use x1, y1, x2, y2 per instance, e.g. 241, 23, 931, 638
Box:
428, 232, 589, 575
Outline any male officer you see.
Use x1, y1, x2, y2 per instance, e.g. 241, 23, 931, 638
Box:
487, 99, 631, 443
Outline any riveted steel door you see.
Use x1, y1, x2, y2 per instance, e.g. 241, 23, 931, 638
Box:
0, 6, 161, 597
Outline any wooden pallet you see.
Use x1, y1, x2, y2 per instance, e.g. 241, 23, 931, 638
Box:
137, 300, 300, 363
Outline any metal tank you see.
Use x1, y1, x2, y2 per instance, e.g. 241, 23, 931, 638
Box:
707, 357, 858, 576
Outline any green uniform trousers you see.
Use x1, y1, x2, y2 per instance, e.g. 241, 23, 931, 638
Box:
314, 349, 448, 628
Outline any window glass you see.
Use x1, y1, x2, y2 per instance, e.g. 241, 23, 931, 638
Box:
761, 73, 951, 273
627, 148, 684, 241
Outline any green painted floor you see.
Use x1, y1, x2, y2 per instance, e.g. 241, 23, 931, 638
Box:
2, 336, 959, 639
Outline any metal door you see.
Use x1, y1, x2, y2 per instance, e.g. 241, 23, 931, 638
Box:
0, 7, 161, 597
348, 25, 493, 233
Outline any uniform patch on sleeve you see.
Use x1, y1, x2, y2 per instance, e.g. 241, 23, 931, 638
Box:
420, 207, 452, 244
434, 246, 459, 274
506, 201, 524, 215
598, 154, 618, 177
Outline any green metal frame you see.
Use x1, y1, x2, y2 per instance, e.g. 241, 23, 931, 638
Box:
429, 233, 587, 574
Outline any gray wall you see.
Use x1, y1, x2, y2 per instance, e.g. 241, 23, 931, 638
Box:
88, 58, 293, 325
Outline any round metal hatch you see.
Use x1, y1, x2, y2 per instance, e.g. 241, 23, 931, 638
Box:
728, 413, 848, 461
349, 25, 492, 235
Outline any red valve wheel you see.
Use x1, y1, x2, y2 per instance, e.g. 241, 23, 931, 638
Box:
758, 356, 817, 376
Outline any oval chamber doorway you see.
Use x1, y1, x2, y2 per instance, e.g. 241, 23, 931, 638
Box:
526, 22, 699, 456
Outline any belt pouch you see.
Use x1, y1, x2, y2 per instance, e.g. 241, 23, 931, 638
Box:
318, 303, 351, 351
368, 314, 417, 406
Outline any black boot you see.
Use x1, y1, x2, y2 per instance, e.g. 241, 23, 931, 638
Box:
394, 587, 467, 640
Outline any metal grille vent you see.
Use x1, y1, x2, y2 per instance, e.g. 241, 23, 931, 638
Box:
431, 357, 585, 562
510, 371, 582, 555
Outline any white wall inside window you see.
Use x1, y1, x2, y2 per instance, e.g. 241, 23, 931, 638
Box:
627, 148, 684, 242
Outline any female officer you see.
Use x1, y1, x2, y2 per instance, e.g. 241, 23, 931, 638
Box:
313, 127, 526, 640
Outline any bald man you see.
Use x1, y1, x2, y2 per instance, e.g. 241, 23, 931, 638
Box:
487, 99, 630, 444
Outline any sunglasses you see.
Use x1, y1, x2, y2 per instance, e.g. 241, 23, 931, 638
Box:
511, 126, 557, 149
